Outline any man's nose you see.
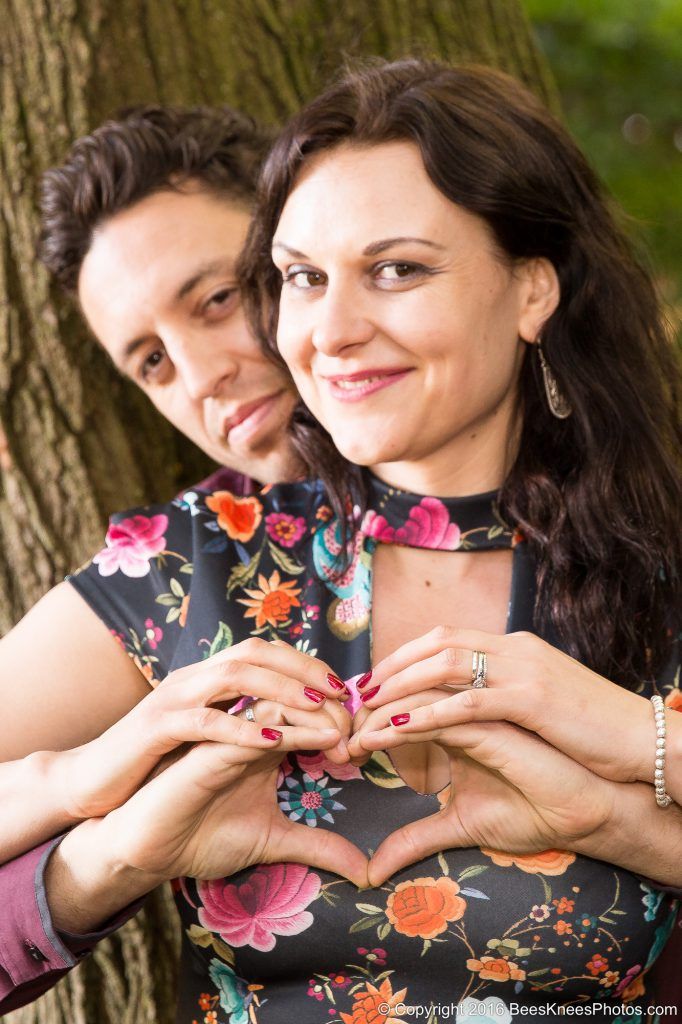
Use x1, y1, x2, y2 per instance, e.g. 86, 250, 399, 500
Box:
169, 331, 239, 401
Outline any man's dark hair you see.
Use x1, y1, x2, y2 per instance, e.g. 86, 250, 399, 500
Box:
39, 105, 271, 294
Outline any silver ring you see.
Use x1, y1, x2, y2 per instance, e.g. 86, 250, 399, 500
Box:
471, 651, 488, 688
242, 700, 258, 722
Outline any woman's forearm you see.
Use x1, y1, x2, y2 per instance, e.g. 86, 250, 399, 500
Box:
576, 780, 682, 888
0, 752, 80, 864
43, 816, 163, 933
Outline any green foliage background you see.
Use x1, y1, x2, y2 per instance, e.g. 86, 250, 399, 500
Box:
526, 0, 681, 307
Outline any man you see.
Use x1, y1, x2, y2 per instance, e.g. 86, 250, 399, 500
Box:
1, 104, 302, 1011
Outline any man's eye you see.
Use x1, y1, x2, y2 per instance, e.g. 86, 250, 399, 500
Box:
206, 288, 235, 309
283, 269, 326, 289
140, 350, 165, 382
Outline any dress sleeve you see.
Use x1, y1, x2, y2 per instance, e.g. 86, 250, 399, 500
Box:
67, 499, 196, 685
0, 837, 144, 1014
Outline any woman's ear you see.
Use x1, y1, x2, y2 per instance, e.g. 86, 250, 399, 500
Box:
517, 258, 560, 343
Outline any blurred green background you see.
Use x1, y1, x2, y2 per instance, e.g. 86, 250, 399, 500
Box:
526, 0, 681, 314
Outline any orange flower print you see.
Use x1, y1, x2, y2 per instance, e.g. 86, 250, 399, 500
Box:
206, 491, 263, 542
340, 977, 408, 1024
621, 974, 645, 1001
586, 953, 609, 976
239, 571, 302, 629
554, 920, 573, 936
665, 688, 682, 713
386, 876, 466, 940
481, 848, 576, 876
179, 594, 190, 627
198, 994, 212, 1011
599, 971, 620, 988
553, 896, 575, 914
132, 655, 155, 686
466, 955, 526, 983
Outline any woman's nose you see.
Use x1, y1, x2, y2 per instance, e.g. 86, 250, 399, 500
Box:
311, 286, 375, 356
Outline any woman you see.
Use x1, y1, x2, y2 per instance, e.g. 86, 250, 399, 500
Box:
3, 60, 680, 1020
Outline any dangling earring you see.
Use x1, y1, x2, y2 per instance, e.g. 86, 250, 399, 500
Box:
537, 343, 572, 419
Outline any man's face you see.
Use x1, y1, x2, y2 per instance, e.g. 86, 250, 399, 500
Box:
78, 185, 298, 483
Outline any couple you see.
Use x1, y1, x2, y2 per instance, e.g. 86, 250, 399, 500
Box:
2, 60, 681, 1022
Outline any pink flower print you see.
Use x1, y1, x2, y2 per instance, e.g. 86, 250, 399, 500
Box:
265, 512, 306, 548
144, 618, 163, 649
93, 514, 168, 578
360, 510, 395, 543
394, 497, 461, 550
304, 603, 320, 621
296, 751, 362, 781
357, 947, 387, 966
614, 964, 642, 997
198, 863, 320, 952
308, 979, 325, 1001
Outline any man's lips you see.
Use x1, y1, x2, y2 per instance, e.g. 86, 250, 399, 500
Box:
320, 368, 413, 402
222, 391, 285, 445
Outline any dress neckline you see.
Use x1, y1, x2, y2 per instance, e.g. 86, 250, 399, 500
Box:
360, 472, 515, 552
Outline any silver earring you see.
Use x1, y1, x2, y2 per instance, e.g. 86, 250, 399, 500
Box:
537, 343, 572, 419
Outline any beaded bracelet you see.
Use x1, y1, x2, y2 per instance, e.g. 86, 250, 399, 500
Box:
651, 695, 673, 808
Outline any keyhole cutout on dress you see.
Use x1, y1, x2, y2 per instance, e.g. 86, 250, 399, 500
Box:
369, 543, 513, 794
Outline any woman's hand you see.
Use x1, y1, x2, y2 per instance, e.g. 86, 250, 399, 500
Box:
47, 713, 368, 933
355, 626, 659, 784
52, 637, 351, 822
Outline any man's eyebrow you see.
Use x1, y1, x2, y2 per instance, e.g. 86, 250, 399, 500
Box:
174, 258, 234, 301
272, 237, 446, 259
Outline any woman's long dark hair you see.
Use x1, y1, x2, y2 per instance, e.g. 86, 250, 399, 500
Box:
241, 58, 681, 690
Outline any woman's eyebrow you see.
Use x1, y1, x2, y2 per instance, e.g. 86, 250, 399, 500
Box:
272, 237, 446, 259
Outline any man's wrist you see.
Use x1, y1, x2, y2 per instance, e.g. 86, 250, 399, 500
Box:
44, 817, 164, 934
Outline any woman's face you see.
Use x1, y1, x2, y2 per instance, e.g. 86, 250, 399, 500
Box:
272, 142, 557, 494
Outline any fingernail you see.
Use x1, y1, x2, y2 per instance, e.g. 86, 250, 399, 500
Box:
261, 728, 282, 741
356, 670, 373, 690
360, 684, 381, 703
391, 713, 411, 726
326, 672, 345, 691
304, 686, 326, 704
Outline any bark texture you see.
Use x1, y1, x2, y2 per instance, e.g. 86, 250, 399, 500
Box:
0, 2, 555, 1021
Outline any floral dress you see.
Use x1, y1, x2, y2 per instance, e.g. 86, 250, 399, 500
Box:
69, 474, 680, 1024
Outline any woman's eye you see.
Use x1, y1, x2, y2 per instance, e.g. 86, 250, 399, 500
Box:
375, 262, 423, 281
283, 268, 327, 290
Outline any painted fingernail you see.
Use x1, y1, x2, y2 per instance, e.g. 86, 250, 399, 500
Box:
326, 672, 345, 691
261, 728, 282, 741
304, 686, 326, 704
356, 670, 373, 690
360, 684, 381, 703
391, 713, 411, 726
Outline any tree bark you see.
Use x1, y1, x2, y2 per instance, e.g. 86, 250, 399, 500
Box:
0, 2, 555, 1021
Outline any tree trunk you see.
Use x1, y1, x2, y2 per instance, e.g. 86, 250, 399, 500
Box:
0, 2, 555, 1021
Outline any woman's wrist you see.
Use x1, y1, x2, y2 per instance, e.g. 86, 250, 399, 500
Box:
44, 816, 164, 933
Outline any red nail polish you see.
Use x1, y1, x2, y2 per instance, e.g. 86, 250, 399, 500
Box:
391, 713, 411, 726
261, 728, 282, 741
361, 684, 381, 703
356, 670, 373, 690
304, 686, 326, 704
326, 672, 345, 691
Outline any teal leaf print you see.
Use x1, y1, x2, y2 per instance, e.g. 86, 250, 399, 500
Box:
208, 621, 234, 657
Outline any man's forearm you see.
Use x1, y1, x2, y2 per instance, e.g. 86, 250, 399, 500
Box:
44, 817, 163, 933
576, 780, 682, 888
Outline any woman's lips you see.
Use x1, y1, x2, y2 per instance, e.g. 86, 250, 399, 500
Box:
224, 391, 285, 447
323, 368, 413, 402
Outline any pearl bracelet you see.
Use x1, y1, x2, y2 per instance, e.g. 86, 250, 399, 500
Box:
651, 695, 673, 808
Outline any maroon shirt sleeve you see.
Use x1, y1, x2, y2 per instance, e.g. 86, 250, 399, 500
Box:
0, 836, 144, 1014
